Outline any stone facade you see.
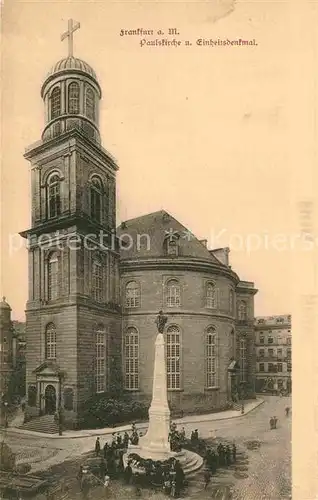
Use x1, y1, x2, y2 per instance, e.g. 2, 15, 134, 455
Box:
20, 48, 258, 428
254, 315, 292, 394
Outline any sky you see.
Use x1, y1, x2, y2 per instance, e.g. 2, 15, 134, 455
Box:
1, 0, 317, 321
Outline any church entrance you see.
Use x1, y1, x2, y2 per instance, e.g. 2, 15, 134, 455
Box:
44, 385, 56, 415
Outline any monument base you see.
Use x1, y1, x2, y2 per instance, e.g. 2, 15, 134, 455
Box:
123, 445, 203, 476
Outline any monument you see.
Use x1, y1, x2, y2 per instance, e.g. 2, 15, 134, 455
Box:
124, 312, 203, 474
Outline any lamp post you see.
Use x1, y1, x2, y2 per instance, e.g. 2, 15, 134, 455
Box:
58, 373, 63, 436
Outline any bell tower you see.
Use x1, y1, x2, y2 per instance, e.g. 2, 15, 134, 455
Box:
20, 20, 122, 428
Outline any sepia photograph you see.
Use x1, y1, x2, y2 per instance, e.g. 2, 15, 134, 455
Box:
1, 1, 316, 498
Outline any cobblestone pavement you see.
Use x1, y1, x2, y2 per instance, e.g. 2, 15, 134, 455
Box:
0, 396, 291, 499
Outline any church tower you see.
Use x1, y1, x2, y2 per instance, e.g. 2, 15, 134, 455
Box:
20, 20, 121, 428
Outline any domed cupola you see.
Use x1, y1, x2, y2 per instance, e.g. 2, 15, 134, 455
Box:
41, 20, 102, 144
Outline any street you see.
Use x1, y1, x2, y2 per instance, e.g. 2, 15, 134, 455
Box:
0, 396, 291, 499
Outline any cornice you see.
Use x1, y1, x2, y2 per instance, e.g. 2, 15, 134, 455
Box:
119, 257, 240, 283
24, 129, 118, 171
123, 309, 236, 322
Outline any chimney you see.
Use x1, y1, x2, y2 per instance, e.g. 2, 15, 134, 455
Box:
120, 221, 127, 229
200, 239, 208, 248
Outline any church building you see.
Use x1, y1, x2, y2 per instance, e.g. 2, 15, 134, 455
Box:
20, 21, 258, 429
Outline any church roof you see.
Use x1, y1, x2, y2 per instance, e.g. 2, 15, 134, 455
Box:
117, 210, 222, 264
46, 56, 97, 80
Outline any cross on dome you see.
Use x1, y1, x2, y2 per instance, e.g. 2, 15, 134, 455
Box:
61, 19, 80, 57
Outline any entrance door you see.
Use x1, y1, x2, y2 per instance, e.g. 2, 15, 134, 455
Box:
45, 385, 56, 415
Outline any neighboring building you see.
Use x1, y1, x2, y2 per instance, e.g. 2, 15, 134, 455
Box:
0, 298, 14, 398
254, 315, 292, 394
19, 24, 258, 429
0, 299, 26, 402
12, 321, 26, 398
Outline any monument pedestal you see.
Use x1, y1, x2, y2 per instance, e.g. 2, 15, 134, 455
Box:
124, 328, 203, 475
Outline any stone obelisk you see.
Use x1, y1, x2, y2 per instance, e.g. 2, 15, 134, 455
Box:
138, 311, 171, 458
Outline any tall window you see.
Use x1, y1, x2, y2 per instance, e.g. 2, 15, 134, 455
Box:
125, 281, 140, 308
166, 279, 181, 307
239, 338, 247, 382
92, 257, 103, 302
48, 252, 58, 301
238, 301, 247, 320
229, 289, 234, 313
90, 176, 102, 222
47, 173, 61, 219
125, 327, 139, 390
166, 325, 181, 390
206, 327, 217, 388
68, 82, 80, 114
45, 323, 57, 360
86, 87, 95, 121
206, 283, 218, 309
50, 87, 61, 119
96, 326, 106, 393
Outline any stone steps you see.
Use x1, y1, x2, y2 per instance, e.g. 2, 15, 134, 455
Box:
19, 415, 59, 434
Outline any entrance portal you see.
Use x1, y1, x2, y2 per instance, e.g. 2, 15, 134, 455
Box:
45, 385, 56, 415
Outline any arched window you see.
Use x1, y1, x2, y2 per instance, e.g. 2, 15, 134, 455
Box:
166, 279, 181, 307
206, 283, 218, 309
47, 173, 61, 219
48, 252, 58, 301
238, 301, 247, 320
229, 289, 234, 313
45, 323, 57, 360
125, 281, 140, 308
166, 325, 181, 390
28, 385, 37, 407
239, 337, 247, 382
90, 176, 102, 222
68, 82, 80, 114
125, 327, 139, 390
96, 326, 106, 393
50, 87, 61, 119
85, 87, 95, 121
206, 327, 217, 388
92, 257, 103, 302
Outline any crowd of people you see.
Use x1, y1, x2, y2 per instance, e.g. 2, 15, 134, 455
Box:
78, 422, 187, 498
203, 442, 237, 489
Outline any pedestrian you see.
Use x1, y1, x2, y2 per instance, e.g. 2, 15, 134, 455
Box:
180, 426, 186, 442
203, 469, 211, 489
225, 445, 232, 466
269, 417, 274, 430
95, 436, 101, 456
103, 474, 111, 498
232, 443, 237, 462
124, 461, 133, 484
273, 416, 278, 429
77, 465, 83, 488
103, 442, 109, 459
123, 431, 130, 448
285, 407, 290, 417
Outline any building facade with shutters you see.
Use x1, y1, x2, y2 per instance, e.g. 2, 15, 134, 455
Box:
20, 37, 258, 428
254, 315, 292, 394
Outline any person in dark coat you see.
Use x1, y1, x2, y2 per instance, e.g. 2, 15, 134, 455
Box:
269, 417, 274, 430
204, 469, 211, 489
124, 461, 133, 484
95, 437, 101, 456
217, 443, 224, 466
116, 433, 122, 447
285, 407, 290, 417
273, 416, 278, 429
103, 442, 109, 459
210, 450, 217, 473
99, 459, 107, 479
232, 443, 237, 462
123, 431, 130, 448
225, 445, 232, 466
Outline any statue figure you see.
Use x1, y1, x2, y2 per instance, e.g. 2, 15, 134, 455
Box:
155, 310, 168, 333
